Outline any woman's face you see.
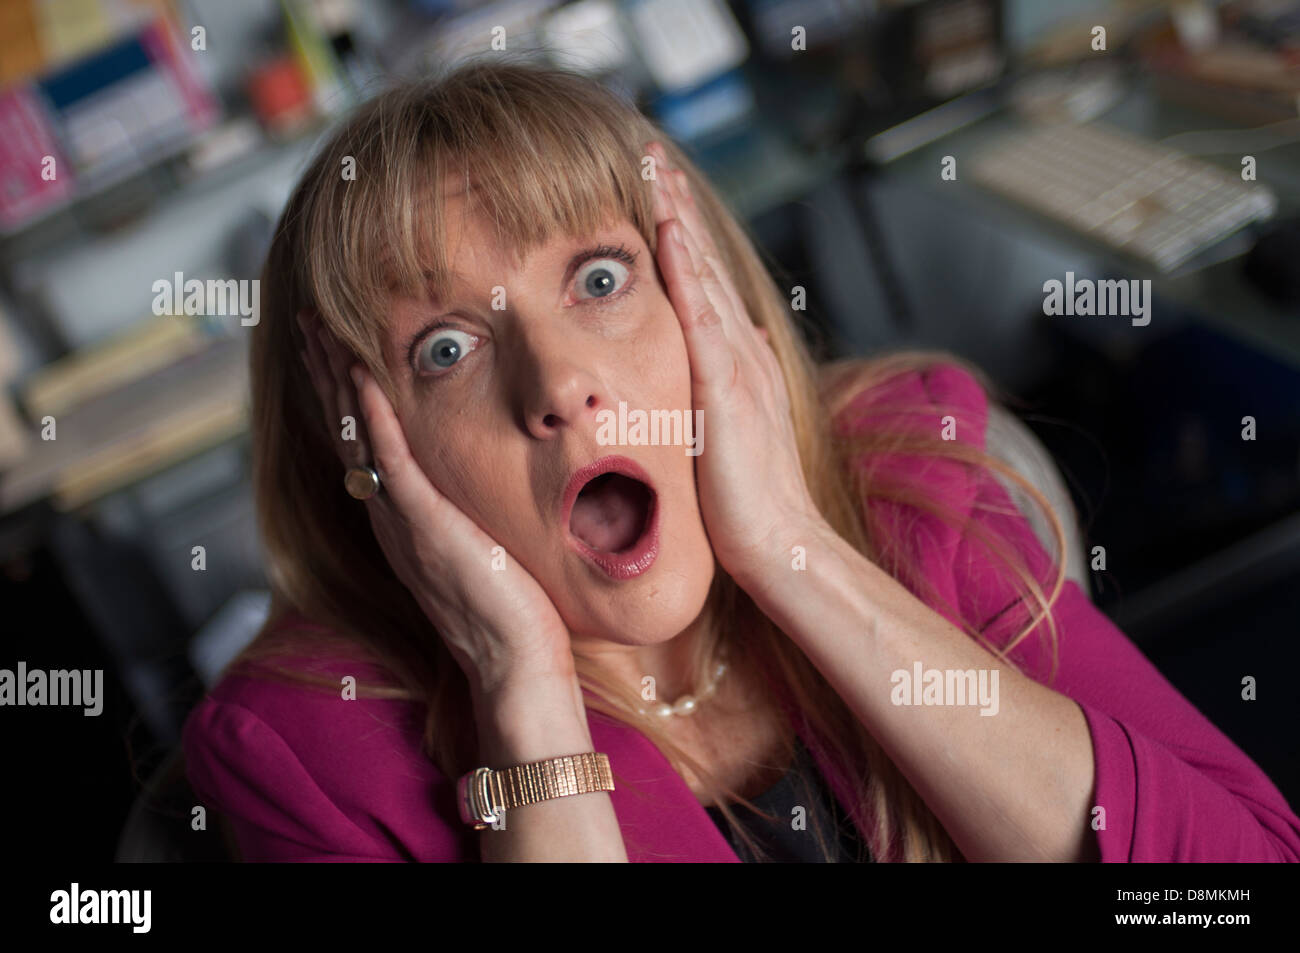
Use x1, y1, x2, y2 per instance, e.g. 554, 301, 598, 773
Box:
380, 181, 716, 646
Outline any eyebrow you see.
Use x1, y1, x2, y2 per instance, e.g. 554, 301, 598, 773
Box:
401, 239, 637, 370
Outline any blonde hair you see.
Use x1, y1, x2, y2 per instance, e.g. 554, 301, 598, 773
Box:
239, 58, 1070, 863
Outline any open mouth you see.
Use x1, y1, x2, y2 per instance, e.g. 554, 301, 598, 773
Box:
563, 456, 660, 579
569, 472, 653, 554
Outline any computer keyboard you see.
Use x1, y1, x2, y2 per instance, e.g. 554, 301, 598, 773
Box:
969, 121, 1278, 273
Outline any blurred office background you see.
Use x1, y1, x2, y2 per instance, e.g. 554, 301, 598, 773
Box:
1, 0, 1298, 859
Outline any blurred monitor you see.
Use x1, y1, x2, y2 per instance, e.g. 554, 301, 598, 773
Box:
739, 0, 1008, 154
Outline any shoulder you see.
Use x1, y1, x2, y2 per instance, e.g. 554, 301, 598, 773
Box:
822, 356, 1063, 651
823, 356, 995, 542
181, 610, 473, 860
822, 355, 990, 450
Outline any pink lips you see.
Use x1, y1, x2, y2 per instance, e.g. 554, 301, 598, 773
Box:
561, 455, 659, 579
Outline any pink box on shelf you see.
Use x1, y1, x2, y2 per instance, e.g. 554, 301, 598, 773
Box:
0, 85, 75, 231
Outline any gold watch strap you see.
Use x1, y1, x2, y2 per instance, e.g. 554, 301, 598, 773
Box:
487, 752, 614, 815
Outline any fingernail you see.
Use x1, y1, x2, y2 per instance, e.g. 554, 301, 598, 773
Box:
349, 365, 363, 389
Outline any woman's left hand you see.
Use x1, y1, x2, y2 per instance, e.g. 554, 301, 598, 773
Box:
646, 140, 829, 589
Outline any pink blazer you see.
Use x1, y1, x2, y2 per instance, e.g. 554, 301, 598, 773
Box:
182, 363, 1300, 861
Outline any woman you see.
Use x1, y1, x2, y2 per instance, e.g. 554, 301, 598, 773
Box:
182, 60, 1300, 862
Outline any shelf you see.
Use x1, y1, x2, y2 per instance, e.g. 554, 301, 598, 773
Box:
0, 118, 328, 268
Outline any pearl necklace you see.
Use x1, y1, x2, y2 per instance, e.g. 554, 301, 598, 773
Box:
635, 650, 729, 719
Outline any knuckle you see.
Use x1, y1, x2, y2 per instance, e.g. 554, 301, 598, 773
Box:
702, 266, 729, 295
688, 302, 721, 330
725, 352, 743, 390
410, 531, 444, 571
371, 447, 404, 481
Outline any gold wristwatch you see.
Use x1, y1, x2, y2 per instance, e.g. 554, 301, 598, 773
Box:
456, 752, 614, 829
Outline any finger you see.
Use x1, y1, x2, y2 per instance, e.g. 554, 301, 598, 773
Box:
672, 188, 753, 342
652, 148, 710, 253
675, 217, 784, 408
647, 143, 773, 386
647, 145, 754, 343
651, 173, 748, 366
679, 215, 747, 323
672, 211, 756, 349
349, 363, 441, 520
647, 147, 675, 228
647, 141, 693, 229
305, 330, 380, 471
754, 325, 781, 380
657, 218, 737, 390
316, 326, 371, 467
647, 166, 714, 303
649, 171, 715, 315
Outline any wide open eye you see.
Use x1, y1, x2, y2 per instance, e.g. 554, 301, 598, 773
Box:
574, 258, 631, 300
416, 328, 479, 375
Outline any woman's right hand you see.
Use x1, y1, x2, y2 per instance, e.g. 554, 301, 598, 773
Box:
296, 310, 577, 697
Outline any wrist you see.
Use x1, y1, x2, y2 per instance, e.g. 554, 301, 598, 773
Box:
729, 511, 839, 597
744, 517, 873, 651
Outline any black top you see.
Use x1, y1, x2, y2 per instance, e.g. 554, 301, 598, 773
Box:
704, 736, 871, 862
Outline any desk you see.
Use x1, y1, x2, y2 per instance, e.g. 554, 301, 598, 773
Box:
795, 73, 1300, 644
874, 74, 1300, 370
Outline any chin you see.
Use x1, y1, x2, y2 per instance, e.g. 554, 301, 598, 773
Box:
554, 537, 717, 646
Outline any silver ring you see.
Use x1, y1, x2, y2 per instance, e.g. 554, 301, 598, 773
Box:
344, 465, 381, 500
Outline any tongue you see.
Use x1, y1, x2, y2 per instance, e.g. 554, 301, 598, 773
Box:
570, 473, 650, 553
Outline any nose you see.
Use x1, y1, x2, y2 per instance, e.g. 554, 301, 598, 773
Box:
516, 332, 608, 440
